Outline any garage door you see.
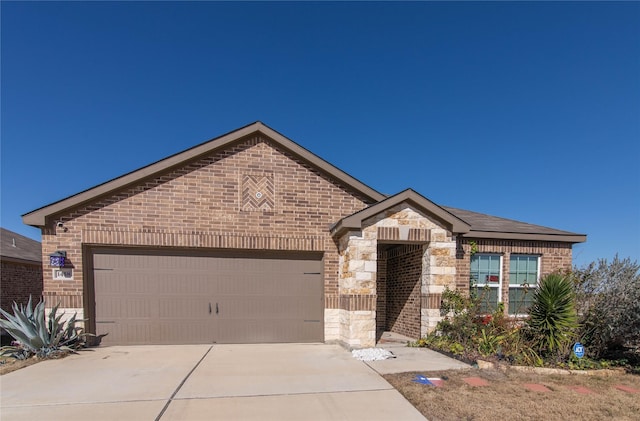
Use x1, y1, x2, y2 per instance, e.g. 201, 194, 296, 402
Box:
91, 248, 323, 345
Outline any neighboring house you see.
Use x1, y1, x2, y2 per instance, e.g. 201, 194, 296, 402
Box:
22, 122, 586, 348
1, 228, 43, 315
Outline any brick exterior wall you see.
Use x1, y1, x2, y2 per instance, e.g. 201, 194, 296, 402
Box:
376, 249, 387, 339
455, 237, 573, 312
40, 136, 369, 316
1, 260, 43, 312
380, 244, 422, 339
33, 130, 580, 346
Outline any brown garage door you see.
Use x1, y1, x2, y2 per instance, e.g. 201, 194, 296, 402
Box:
91, 248, 323, 345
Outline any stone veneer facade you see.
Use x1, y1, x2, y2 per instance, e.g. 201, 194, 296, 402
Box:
335, 205, 458, 347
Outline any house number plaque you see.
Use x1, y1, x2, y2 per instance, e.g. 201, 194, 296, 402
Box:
52, 268, 73, 281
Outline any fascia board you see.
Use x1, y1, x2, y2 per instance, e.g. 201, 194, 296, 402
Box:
462, 231, 587, 243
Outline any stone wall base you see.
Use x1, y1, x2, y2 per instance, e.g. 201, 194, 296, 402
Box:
339, 309, 376, 348
421, 308, 442, 337
45, 307, 85, 328
324, 308, 340, 342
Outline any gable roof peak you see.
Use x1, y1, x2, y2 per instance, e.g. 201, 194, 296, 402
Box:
330, 188, 471, 237
22, 122, 384, 227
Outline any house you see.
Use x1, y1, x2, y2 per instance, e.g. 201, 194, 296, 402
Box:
1, 228, 43, 317
22, 122, 586, 348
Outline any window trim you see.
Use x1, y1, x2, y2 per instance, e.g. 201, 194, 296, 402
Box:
470, 253, 503, 312
508, 254, 540, 315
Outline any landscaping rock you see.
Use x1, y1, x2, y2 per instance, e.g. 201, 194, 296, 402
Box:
352, 348, 396, 361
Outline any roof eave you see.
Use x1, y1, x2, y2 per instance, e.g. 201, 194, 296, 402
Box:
329, 189, 472, 238
0, 255, 43, 265
23, 123, 263, 227
462, 230, 587, 243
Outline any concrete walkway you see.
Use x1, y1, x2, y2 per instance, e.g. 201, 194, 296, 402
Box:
367, 332, 470, 374
0, 343, 430, 421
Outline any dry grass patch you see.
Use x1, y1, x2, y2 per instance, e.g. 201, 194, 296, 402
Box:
0, 357, 40, 375
384, 368, 640, 421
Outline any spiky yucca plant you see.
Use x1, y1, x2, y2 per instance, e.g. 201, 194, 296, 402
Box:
528, 273, 578, 356
0, 296, 89, 359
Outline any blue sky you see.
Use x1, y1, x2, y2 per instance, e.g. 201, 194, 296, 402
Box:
1, 2, 638, 266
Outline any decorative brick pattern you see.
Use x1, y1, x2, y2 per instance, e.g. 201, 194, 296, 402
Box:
377, 227, 429, 242
325, 295, 340, 309
408, 228, 429, 242
339, 294, 376, 311
241, 174, 275, 211
82, 229, 324, 251
41, 292, 83, 308
377, 227, 399, 241
421, 293, 443, 310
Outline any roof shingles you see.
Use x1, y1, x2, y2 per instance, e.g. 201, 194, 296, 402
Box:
444, 206, 585, 238
0, 228, 42, 263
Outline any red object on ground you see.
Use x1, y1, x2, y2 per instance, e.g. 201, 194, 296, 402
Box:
567, 386, 595, 394
523, 383, 551, 392
462, 377, 490, 387
428, 378, 444, 387
614, 385, 640, 394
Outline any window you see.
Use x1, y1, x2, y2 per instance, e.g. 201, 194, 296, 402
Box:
470, 254, 502, 313
509, 255, 539, 314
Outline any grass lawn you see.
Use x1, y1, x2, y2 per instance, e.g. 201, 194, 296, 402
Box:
385, 368, 640, 421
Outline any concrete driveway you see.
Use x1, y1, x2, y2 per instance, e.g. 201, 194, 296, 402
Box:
0, 343, 427, 421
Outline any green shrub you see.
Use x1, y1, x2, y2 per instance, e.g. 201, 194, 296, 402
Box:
476, 328, 505, 357
0, 296, 90, 359
418, 287, 538, 364
527, 273, 578, 357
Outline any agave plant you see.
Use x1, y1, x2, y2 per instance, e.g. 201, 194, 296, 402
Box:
527, 273, 579, 356
0, 296, 90, 359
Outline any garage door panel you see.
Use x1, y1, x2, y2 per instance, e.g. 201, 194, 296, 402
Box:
158, 297, 210, 318
157, 321, 213, 345
218, 319, 322, 344
97, 321, 156, 346
92, 249, 323, 345
218, 296, 320, 319
95, 296, 160, 320
156, 277, 214, 294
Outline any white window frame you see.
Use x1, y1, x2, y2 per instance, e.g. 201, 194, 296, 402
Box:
508, 254, 540, 316
470, 253, 503, 313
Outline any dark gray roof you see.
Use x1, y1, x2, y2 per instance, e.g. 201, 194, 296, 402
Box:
0, 228, 42, 263
444, 206, 586, 242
